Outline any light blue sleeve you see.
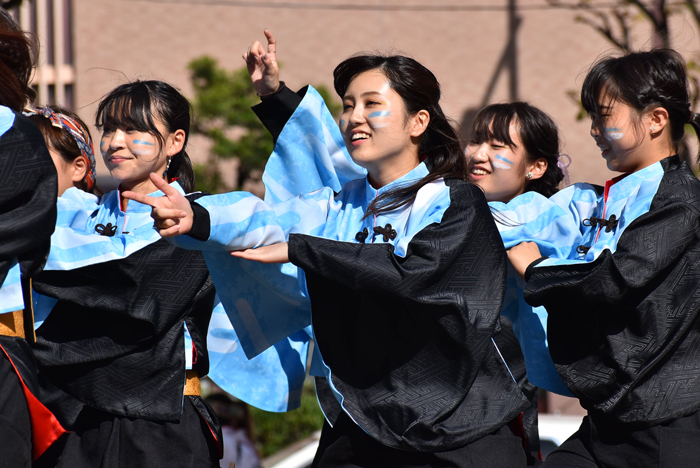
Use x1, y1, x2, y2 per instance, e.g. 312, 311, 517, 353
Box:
490, 190, 585, 259
491, 191, 581, 395
0, 261, 23, 314
207, 295, 310, 412
263, 86, 366, 204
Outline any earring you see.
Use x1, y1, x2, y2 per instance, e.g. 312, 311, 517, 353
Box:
163, 157, 171, 178
526, 171, 533, 180
650, 126, 656, 132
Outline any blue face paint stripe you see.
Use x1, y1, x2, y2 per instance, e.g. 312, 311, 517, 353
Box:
495, 154, 515, 165
339, 120, 346, 127
132, 139, 155, 146
368, 111, 391, 118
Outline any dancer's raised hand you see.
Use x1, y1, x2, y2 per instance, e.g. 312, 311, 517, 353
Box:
243, 29, 280, 97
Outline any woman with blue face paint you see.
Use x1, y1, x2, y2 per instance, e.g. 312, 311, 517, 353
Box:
128, 33, 537, 467
508, 49, 700, 468
27, 81, 226, 468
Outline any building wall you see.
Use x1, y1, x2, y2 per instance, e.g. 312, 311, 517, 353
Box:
15, 0, 691, 416
71, 1, 700, 187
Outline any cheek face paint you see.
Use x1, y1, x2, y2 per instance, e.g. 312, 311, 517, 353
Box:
603, 127, 624, 140
131, 138, 157, 156
493, 154, 514, 170
367, 110, 391, 128
339, 119, 346, 130
100, 140, 108, 157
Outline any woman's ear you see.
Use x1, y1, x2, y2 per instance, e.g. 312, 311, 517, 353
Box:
71, 156, 88, 183
648, 106, 669, 136
166, 129, 187, 156
526, 158, 548, 181
409, 110, 430, 138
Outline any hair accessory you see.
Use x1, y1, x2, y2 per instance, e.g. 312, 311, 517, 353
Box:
557, 153, 572, 187
23, 107, 96, 190
525, 171, 533, 180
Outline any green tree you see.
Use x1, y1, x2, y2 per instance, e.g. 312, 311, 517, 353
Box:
187, 56, 341, 193
249, 378, 325, 458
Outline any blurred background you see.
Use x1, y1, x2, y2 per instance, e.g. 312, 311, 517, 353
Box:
6, 0, 700, 463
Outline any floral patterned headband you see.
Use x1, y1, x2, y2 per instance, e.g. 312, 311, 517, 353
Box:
23, 106, 97, 191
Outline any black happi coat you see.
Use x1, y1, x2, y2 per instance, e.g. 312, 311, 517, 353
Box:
250, 87, 531, 452
289, 179, 531, 451
526, 156, 700, 426
33, 198, 215, 423
0, 107, 58, 463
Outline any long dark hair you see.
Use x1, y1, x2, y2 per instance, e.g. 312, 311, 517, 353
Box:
0, 9, 36, 112
470, 102, 563, 197
581, 49, 698, 160
95, 80, 195, 193
334, 55, 466, 218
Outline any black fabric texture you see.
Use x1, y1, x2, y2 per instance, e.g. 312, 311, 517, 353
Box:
32, 238, 216, 421
542, 409, 700, 468
311, 411, 529, 468
289, 179, 530, 452
525, 156, 700, 425
0, 337, 35, 467
0, 110, 57, 290
524, 256, 547, 282
189, 200, 211, 241
54, 396, 221, 468
252, 85, 307, 143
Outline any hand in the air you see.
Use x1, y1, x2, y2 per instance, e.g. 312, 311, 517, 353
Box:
243, 29, 280, 97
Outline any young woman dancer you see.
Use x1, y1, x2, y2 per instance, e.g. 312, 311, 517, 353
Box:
0, 10, 66, 466
24, 106, 101, 197
29, 81, 224, 468
130, 50, 536, 467
245, 31, 577, 400
508, 49, 700, 468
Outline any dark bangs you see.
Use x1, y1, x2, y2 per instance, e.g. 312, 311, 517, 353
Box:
95, 82, 165, 147
580, 56, 622, 118
470, 104, 519, 148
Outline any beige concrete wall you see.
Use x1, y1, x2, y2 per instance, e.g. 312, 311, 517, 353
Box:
72, 0, 700, 187
66, 0, 700, 415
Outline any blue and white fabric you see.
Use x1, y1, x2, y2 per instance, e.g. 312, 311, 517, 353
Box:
536, 162, 665, 267
0, 108, 22, 312
38, 183, 309, 412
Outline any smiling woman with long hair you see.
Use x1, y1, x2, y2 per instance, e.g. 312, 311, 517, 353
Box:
129, 33, 535, 467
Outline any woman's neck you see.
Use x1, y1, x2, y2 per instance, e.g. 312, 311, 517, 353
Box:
366, 156, 420, 189
119, 175, 166, 210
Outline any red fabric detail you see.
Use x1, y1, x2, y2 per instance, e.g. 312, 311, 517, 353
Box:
419, 154, 428, 162
507, 412, 527, 450
0, 344, 67, 460
595, 173, 628, 243
191, 341, 198, 365
195, 406, 222, 458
